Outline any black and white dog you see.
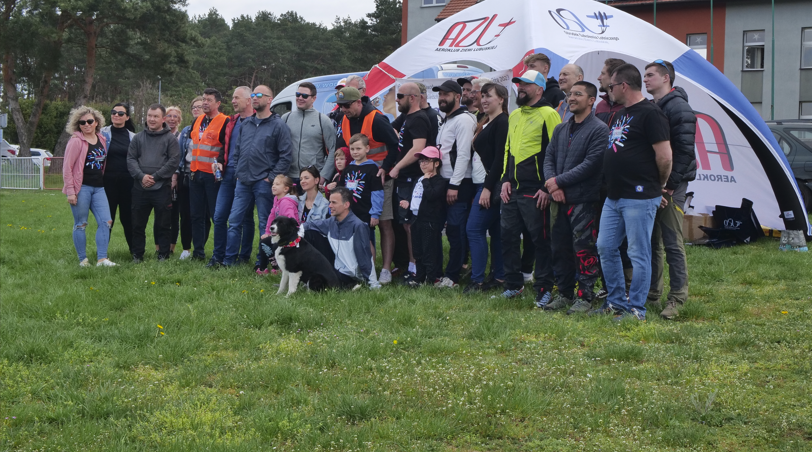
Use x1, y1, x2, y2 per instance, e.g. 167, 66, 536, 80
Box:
268, 216, 339, 296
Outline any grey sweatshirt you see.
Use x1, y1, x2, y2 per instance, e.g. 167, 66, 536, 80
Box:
127, 126, 180, 190
282, 107, 337, 180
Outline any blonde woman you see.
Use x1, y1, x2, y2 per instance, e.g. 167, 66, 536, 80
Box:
62, 106, 116, 267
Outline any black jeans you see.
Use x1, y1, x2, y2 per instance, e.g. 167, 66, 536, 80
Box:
175, 173, 207, 250
103, 172, 134, 253
550, 202, 600, 301
304, 230, 357, 289
131, 185, 172, 258
413, 219, 444, 284
501, 191, 554, 293
189, 171, 219, 258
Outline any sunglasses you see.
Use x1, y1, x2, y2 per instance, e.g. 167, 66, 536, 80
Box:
337, 103, 352, 109
607, 81, 627, 91
653, 59, 669, 69
295, 92, 312, 99
250, 93, 268, 98
110, 110, 127, 117
78, 119, 95, 126
396, 93, 416, 100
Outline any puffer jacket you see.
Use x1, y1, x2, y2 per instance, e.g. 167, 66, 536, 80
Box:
656, 86, 697, 189
543, 111, 609, 204
501, 98, 561, 193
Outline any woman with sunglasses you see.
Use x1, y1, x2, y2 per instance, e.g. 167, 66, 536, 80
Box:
175, 96, 205, 260
298, 166, 330, 224
100, 103, 136, 254
63, 106, 116, 267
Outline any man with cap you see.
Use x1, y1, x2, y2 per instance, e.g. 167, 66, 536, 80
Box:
328, 79, 348, 139
334, 86, 401, 283
499, 70, 562, 306
431, 80, 477, 288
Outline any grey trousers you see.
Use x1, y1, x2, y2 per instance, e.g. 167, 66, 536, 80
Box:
648, 182, 689, 304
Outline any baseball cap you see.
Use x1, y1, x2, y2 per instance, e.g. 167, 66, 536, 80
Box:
336, 87, 362, 105
415, 146, 442, 160
512, 70, 547, 90
456, 76, 477, 87
335, 78, 347, 89
432, 80, 462, 95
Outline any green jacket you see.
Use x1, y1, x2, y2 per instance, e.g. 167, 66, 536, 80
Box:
501, 99, 561, 192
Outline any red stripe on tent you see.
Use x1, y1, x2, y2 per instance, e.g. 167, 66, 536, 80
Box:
364, 63, 406, 97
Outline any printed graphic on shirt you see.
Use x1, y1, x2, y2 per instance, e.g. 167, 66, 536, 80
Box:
398, 122, 406, 154
85, 145, 106, 169
608, 115, 633, 152
344, 170, 367, 202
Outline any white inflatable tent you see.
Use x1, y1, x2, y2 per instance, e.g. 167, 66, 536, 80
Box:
363, 0, 810, 234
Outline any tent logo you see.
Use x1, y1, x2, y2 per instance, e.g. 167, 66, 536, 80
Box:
695, 112, 734, 173
549, 9, 614, 35
436, 15, 516, 52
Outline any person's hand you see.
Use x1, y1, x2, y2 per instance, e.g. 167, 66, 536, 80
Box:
319, 176, 326, 188
545, 177, 559, 194
376, 167, 386, 186
171, 174, 178, 190
665, 188, 674, 196
534, 189, 550, 210
500, 182, 512, 204
399, 200, 409, 209
67, 194, 77, 206
389, 166, 400, 180
479, 187, 491, 209
446, 189, 458, 205
212, 162, 223, 173
551, 189, 566, 203
660, 196, 669, 209
370, 218, 379, 228
326, 182, 337, 191
142, 175, 155, 188
261, 233, 270, 239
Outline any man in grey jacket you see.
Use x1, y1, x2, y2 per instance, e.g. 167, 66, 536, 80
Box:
127, 104, 181, 262
542, 82, 608, 313
282, 81, 336, 183
223, 85, 293, 267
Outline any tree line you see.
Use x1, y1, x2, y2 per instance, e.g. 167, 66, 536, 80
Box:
1, 0, 402, 156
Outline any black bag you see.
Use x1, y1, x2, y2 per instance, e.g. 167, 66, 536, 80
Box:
698, 198, 762, 248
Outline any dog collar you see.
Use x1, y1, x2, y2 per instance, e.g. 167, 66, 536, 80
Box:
283, 236, 301, 248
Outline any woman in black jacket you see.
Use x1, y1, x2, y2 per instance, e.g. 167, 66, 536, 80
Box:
464, 83, 509, 293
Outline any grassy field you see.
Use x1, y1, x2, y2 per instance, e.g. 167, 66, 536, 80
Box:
1, 189, 811, 451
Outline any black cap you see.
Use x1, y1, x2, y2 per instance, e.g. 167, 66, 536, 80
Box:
456, 76, 476, 87
432, 80, 463, 94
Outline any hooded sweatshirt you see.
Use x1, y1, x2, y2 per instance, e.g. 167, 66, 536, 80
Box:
264, 194, 300, 234
543, 77, 566, 109
437, 107, 477, 189
127, 126, 180, 191
63, 132, 108, 196
282, 107, 337, 180
337, 99, 400, 172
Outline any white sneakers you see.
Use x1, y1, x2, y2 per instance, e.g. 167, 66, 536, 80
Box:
379, 269, 392, 284
96, 258, 117, 267
179, 250, 192, 260
434, 277, 458, 288
79, 258, 91, 267
522, 272, 534, 283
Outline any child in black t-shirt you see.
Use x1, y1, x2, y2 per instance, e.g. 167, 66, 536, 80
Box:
398, 146, 448, 287
337, 134, 383, 255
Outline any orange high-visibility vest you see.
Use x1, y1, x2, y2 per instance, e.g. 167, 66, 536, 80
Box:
190, 113, 227, 173
342, 109, 388, 162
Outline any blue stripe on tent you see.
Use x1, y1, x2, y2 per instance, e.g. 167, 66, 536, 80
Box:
532, 48, 568, 81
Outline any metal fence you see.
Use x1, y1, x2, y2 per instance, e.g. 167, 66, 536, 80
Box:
0, 156, 63, 190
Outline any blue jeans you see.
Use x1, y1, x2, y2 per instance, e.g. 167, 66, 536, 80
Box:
189, 171, 219, 258
466, 185, 504, 284
70, 185, 112, 261
596, 197, 660, 317
212, 167, 254, 263
224, 178, 274, 265
444, 179, 474, 282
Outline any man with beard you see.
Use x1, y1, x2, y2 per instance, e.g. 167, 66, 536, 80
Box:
595, 58, 627, 125
416, 82, 440, 147
457, 77, 477, 114
499, 70, 561, 306
555, 64, 584, 122
431, 80, 477, 288
542, 81, 608, 314
389, 82, 430, 279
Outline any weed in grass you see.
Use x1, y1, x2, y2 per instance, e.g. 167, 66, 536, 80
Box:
587, 343, 645, 362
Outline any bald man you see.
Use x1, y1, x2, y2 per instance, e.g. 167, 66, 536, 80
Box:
556, 64, 585, 122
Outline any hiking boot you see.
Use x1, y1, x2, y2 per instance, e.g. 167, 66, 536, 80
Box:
613, 308, 646, 322
379, 269, 392, 285
435, 277, 458, 288
463, 282, 485, 294
534, 291, 553, 309
206, 259, 221, 269
567, 299, 593, 315
496, 287, 524, 299
542, 294, 572, 311
132, 256, 144, 264
79, 258, 91, 268
660, 300, 681, 320
481, 278, 504, 292
588, 304, 617, 317
595, 287, 608, 299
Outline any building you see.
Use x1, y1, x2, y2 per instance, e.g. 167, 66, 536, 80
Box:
401, 0, 812, 120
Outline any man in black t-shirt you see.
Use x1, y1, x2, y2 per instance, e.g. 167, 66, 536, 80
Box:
388, 82, 430, 278
593, 64, 672, 322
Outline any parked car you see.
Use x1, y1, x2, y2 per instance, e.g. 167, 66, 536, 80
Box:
1, 139, 18, 159
768, 119, 812, 210
29, 149, 53, 168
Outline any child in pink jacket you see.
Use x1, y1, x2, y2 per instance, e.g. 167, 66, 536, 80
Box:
256, 175, 300, 274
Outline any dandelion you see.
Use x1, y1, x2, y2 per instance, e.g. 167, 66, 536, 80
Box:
242, 290, 247, 293
781, 311, 788, 314
393, 340, 398, 345
260, 289, 264, 293
89, 287, 94, 290
151, 282, 155, 285
160, 332, 165, 336
157, 325, 163, 329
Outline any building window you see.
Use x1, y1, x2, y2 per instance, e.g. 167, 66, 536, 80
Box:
802, 28, 812, 69
801, 102, 812, 119
743, 30, 765, 70
687, 34, 708, 59
422, 0, 446, 6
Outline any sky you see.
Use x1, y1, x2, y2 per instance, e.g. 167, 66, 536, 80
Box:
185, 0, 377, 26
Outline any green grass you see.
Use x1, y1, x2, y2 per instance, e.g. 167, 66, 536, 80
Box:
1, 189, 811, 451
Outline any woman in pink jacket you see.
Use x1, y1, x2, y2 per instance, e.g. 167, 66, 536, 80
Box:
256, 175, 300, 274
62, 106, 116, 267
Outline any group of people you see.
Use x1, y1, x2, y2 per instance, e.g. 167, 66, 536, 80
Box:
62, 54, 697, 320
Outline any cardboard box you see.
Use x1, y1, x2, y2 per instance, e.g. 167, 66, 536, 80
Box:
683, 213, 714, 242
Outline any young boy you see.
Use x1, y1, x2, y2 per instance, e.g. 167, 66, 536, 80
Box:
339, 134, 384, 253
398, 146, 448, 287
